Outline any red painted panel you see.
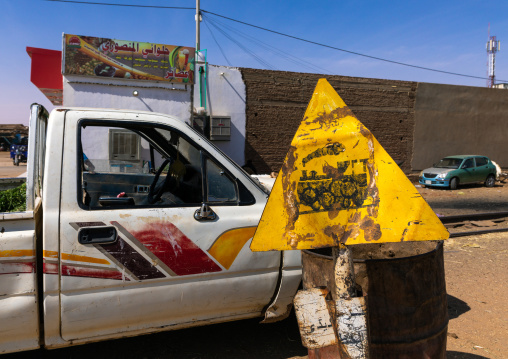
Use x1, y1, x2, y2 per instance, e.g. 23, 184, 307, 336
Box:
0, 262, 34, 274
61, 265, 127, 281
130, 222, 222, 276
26, 47, 63, 104
43, 262, 58, 275
71, 221, 166, 280
26, 47, 63, 90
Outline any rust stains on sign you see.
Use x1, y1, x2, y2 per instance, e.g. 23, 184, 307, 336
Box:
250, 79, 449, 252
281, 146, 299, 233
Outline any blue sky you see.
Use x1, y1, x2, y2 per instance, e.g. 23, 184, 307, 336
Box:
1, 0, 508, 125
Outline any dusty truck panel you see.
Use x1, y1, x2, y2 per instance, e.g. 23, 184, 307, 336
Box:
57, 109, 281, 342
0, 105, 302, 354
0, 104, 48, 353
251, 79, 449, 252
262, 249, 302, 323
0, 215, 39, 354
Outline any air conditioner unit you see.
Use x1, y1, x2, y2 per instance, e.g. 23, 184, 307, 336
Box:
210, 116, 231, 141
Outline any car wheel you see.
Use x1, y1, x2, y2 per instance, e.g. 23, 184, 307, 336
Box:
485, 174, 495, 187
450, 177, 458, 190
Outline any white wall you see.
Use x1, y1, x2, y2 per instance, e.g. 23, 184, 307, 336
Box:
64, 64, 248, 167
63, 75, 193, 122
195, 65, 247, 166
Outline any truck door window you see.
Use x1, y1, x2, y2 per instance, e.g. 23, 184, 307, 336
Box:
79, 123, 203, 209
206, 158, 238, 202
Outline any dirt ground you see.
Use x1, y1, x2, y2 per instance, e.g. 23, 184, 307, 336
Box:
0, 151, 26, 178
416, 182, 508, 359
1, 158, 506, 358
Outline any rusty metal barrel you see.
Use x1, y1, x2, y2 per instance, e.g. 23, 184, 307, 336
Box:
302, 241, 448, 359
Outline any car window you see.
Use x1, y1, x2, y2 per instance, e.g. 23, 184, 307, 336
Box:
79, 123, 204, 208
476, 157, 488, 166
435, 158, 462, 169
206, 158, 238, 203
462, 158, 475, 169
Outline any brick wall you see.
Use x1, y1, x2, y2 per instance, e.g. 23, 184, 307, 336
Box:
240, 68, 417, 174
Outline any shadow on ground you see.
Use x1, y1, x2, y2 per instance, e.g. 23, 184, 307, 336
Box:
4, 312, 307, 359
447, 294, 471, 320
424, 184, 508, 212
447, 351, 490, 359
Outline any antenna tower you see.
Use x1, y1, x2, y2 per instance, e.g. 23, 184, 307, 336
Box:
487, 29, 500, 88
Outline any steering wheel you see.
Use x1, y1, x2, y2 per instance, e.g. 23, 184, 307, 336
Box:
147, 159, 174, 204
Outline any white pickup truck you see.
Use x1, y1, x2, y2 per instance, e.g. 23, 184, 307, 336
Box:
0, 104, 301, 354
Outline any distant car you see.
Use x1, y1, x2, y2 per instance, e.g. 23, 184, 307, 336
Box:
419, 155, 497, 190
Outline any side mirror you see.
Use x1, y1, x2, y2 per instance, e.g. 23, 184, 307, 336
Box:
194, 203, 217, 221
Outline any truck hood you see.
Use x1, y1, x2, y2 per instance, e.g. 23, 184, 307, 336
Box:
251, 175, 276, 192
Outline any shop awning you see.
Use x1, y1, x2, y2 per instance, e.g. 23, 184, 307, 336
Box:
26, 47, 63, 105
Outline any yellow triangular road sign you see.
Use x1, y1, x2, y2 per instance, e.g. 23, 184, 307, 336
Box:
251, 79, 448, 251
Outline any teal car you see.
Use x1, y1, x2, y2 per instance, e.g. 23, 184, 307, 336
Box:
419, 155, 497, 190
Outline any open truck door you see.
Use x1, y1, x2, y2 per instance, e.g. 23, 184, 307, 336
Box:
0, 104, 48, 354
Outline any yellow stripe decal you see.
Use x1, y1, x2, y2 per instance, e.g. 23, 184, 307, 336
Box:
61, 253, 110, 265
208, 227, 257, 270
43, 250, 58, 258
43, 250, 110, 265
0, 250, 35, 258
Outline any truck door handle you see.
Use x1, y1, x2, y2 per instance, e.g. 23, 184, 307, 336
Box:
78, 226, 118, 245
194, 203, 217, 221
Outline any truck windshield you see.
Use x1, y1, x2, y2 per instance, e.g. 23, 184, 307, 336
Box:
435, 158, 463, 169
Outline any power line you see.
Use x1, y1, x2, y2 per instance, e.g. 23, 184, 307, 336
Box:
44, 0, 194, 10
203, 18, 232, 66
44, 0, 505, 82
204, 14, 333, 75
205, 18, 276, 70
202, 10, 502, 82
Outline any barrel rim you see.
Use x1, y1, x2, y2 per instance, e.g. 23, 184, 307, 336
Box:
302, 241, 444, 263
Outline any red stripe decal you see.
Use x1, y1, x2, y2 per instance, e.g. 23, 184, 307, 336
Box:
61, 265, 128, 281
129, 222, 222, 276
0, 262, 35, 274
43, 262, 58, 275
71, 221, 166, 280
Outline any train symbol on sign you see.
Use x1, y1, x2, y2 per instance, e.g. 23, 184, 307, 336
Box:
297, 155, 370, 214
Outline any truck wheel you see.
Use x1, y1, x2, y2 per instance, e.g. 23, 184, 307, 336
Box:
485, 174, 495, 187
449, 177, 458, 190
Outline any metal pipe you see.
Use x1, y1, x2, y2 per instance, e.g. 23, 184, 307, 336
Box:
196, 0, 200, 51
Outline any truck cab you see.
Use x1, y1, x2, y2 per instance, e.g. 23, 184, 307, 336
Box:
0, 105, 301, 354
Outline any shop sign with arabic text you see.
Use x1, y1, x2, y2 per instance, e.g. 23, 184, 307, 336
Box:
63, 34, 195, 84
